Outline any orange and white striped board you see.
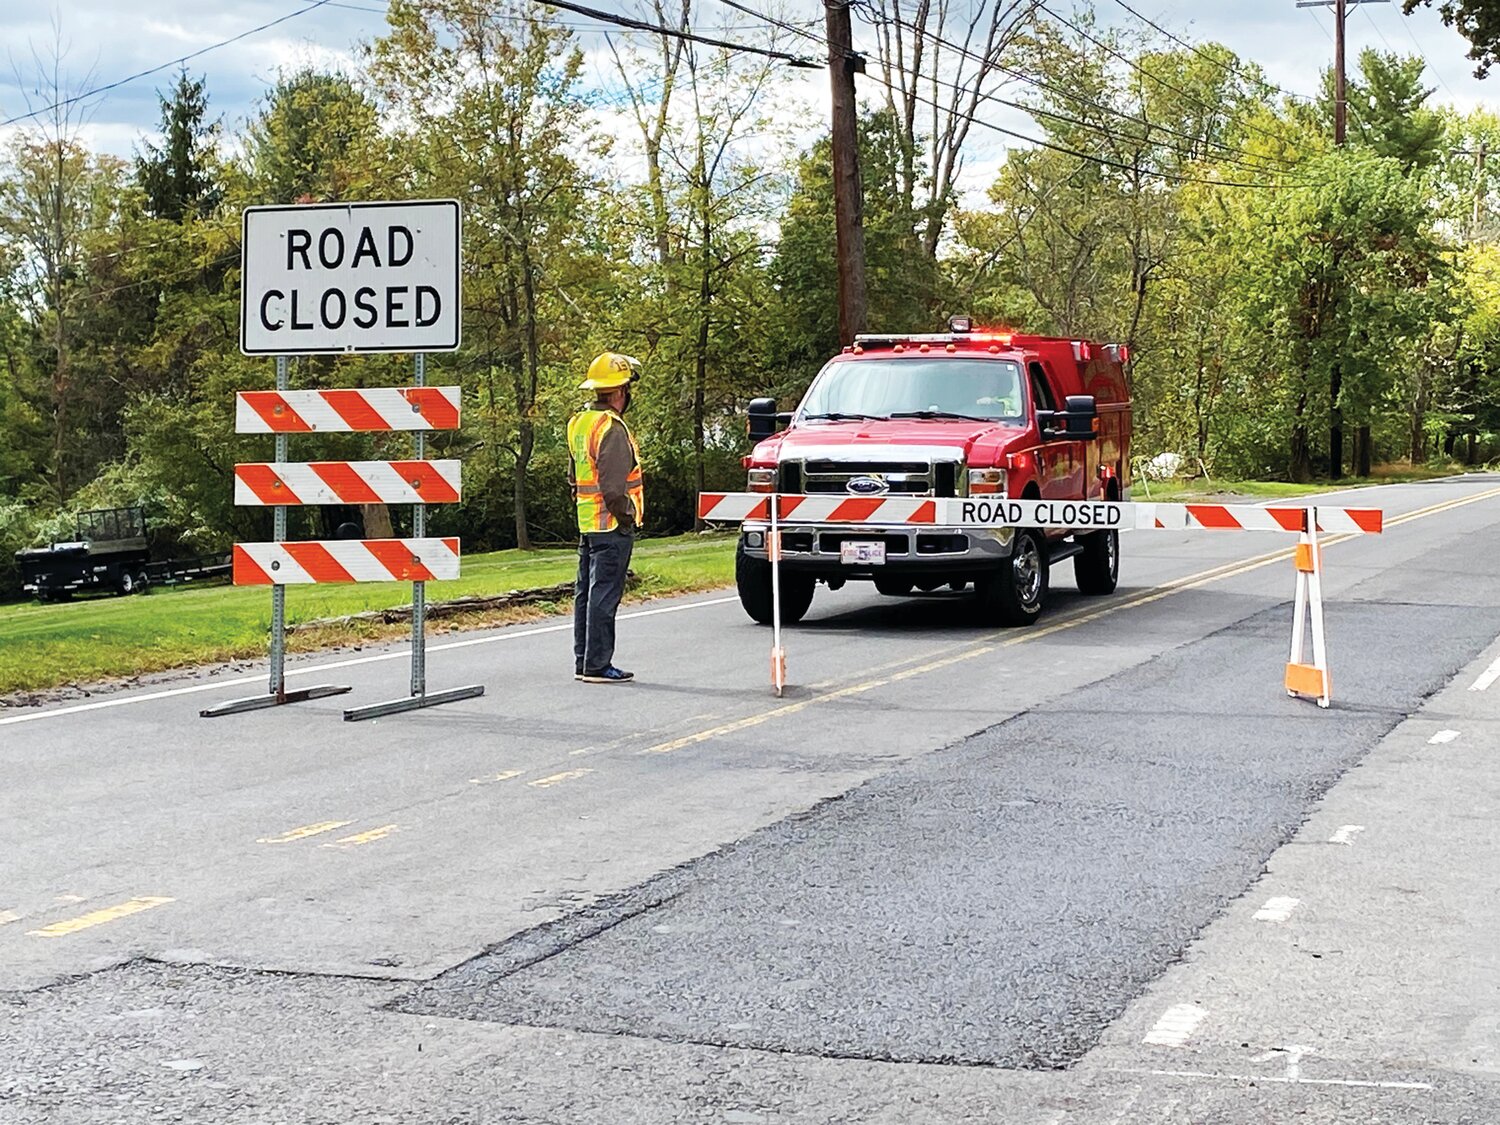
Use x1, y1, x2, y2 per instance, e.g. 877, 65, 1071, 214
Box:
235, 460, 461, 506
697, 493, 1383, 535
233, 538, 461, 585
235, 387, 461, 433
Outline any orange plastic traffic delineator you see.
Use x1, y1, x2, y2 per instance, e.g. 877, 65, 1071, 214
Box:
1285, 661, 1330, 699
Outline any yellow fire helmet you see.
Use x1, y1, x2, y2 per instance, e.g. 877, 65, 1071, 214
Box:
581, 352, 641, 391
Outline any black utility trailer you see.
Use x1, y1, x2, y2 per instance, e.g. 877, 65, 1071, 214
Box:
15, 508, 229, 601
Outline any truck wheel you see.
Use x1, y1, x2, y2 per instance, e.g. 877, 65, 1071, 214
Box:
874, 575, 915, 597
117, 570, 137, 596
735, 543, 815, 625
1074, 528, 1119, 595
975, 528, 1048, 626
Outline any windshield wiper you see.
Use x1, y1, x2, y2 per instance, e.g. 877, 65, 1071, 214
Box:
801, 411, 890, 422
887, 410, 995, 422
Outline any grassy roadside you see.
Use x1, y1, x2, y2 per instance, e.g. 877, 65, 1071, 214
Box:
1135, 462, 1468, 503
0, 533, 737, 696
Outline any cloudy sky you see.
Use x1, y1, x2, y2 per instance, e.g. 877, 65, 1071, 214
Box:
0, 0, 1491, 191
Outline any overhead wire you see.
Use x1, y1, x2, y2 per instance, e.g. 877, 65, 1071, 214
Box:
1035, 1, 1303, 151
536, 0, 820, 67
849, 1, 1305, 172
1, 0, 335, 130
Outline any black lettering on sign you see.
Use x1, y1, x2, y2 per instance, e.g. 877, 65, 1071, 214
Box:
1002, 502, 1022, 525
388, 225, 414, 267
259, 289, 284, 331
318, 229, 345, 269
415, 285, 441, 327
320, 289, 346, 329
287, 230, 312, 270
351, 226, 381, 268
352, 286, 378, 329
386, 286, 409, 328
290, 289, 314, 330
960, 501, 977, 524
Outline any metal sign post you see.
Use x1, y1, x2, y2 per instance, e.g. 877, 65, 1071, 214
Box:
201, 354, 352, 718
344, 353, 483, 722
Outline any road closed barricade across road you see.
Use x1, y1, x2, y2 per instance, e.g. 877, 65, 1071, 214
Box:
698, 492, 1383, 707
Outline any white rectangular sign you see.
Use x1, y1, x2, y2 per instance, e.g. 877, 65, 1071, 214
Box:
240, 200, 461, 355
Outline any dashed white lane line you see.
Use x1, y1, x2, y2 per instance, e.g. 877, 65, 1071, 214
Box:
1130, 1068, 1432, 1092
0, 596, 741, 727
1329, 824, 1365, 845
1428, 729, 1461, 745
1143, 1003, 1209, 1047
1470, 655, 1500, 692
1253, 896, 1301, 923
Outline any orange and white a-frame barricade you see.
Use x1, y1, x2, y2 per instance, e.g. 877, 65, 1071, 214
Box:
697, 493, 1383, 705
1285, 508, 1331, 708
201, 365, 484, 720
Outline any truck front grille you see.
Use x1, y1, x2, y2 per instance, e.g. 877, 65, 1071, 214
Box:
788, 458, 962, 497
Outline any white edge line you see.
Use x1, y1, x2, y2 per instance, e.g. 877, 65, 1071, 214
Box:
1469, 656, 1500, 692
0, 595, 741, 726
1134, 1069, 1432, 1091
1427, 730, 1460, 745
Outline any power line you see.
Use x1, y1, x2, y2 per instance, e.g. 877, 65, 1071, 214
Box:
536, 0, 820, 67
1036, 1, 1302, 150
1, 1, 335, 130
851, 2, 1304, 172
1103, 0, 1314, 104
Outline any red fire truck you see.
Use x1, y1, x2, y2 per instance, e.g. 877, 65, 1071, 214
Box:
735, 319, 1132, 626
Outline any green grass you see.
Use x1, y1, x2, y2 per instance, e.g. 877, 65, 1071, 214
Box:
1136, 462, 1467, 503
0, 533, 737, 695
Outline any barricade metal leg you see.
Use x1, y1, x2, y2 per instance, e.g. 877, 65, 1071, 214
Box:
1285, 506, 1331, 708
769, 492, 786, 697
344, 353, 483, 722
203, 354, 350, 718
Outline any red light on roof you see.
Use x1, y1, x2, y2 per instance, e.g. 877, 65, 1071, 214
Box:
1075, 340, 1093, 361
1120, 345, 1131, 363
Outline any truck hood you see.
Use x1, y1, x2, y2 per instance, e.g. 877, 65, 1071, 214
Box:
768, 418, 1025, 462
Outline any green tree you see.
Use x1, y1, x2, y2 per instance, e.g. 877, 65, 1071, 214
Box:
135, 70, 222, 221
243, 70, 381, 204
1319, 50, 1444, 172
1404, 0, 1500, 76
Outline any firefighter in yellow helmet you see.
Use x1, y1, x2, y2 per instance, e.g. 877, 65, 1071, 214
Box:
567, 352, 645, 683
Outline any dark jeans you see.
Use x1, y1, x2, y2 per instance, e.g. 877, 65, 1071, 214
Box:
574, 529, 634, 673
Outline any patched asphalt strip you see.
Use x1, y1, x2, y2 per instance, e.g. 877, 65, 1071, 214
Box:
395, 600, 1500, 1068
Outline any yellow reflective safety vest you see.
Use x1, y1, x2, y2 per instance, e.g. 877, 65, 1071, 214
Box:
567, 407, 645, 534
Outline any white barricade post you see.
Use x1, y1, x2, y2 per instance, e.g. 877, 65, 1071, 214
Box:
698, 492, 1383, 704
203, 199, 483, 720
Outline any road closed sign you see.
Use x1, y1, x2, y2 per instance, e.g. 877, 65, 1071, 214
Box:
240, 200, 461, 355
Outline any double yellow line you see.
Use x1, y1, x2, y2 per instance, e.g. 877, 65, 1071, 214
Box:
641, 484, 1500, 755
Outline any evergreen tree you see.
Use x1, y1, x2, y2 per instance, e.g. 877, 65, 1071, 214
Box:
135, 70, 221, 222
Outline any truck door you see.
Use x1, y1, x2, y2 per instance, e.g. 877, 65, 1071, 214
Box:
1027, 361, 1074, 504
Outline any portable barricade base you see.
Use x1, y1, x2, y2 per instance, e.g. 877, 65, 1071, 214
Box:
200, 683, 353, 719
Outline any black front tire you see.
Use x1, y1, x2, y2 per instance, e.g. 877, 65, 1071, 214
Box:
736, 543, 815, 625
874, 575, 915, 597
1074, 528, 1119, 595
975, 528, 1049, 626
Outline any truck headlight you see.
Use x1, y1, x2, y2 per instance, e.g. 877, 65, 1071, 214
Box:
968, 468, 1007, 495
747, 468, 777, 493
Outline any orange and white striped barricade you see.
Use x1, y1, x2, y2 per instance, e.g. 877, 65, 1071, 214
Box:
201, 363, 483, 720
697, 493, 1381, 704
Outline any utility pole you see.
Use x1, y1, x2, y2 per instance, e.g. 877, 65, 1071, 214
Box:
825, 0, 867, 344
1297, 0, 1388, 479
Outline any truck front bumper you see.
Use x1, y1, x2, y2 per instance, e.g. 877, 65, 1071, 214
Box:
740, 521, 1016, 574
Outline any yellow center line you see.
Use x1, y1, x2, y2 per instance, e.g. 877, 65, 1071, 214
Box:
528, 768, 595, 788
321, 824, 398, 848
27, 896, 174, 938
641, 485, 1499, 755
256, 820, 352, 845
469, 770, 524, 784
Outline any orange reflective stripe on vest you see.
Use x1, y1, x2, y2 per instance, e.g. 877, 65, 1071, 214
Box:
567, 407, 645, 534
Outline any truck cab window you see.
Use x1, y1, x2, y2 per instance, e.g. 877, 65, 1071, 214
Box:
1028, 362, 1056, 413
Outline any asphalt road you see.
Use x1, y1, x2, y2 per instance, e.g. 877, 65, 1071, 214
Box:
3, 474, 1500, 1123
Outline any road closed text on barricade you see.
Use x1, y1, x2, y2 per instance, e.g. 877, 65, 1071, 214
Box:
240, 200, 461, 355
697, 493, 1384, 535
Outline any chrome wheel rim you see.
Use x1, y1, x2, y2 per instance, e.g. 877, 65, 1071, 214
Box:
1107, 530, 1118, 579
1013, 536, 1043, 610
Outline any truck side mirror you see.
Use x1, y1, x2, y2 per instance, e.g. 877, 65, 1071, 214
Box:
1063, 394, 1098, 439
748, 397, 780, 442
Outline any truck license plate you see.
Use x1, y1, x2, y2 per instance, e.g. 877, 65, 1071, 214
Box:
840, 540, 886, 566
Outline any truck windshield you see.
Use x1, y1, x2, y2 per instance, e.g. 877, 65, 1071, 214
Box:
799, 358, 1024, 423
